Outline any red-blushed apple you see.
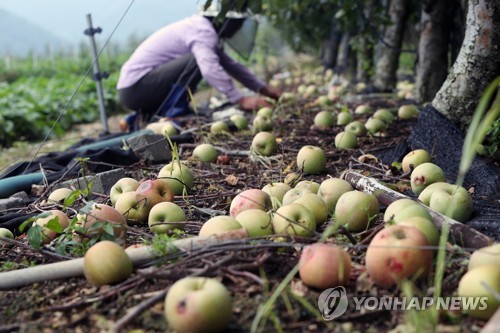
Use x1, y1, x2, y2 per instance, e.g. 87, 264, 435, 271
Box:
365, 117, 387, 134
78, 203, 128, 244
230, 114, 248, 130
365, 225, 433, 288
418, 182, 473, 222
252, 114, 273, 133
251, 132, 277, 156
148, 202, 186, 234
0, 228, 14, 239
262, 182, 292, 205
398, 104, 419, 120
164, 277, 232, 333
83, 240, 133, 287
334, 191, 379, 232
354, 104, 372, 115
294, 180, 320, 194
296, 145, 326, 174
235, 209, 273, 237
383, 198, 418, 223
314, 111, 335, 129
468, 243, 500, 271
34, 210, 70, 244
47, 188, 74, 204
110, 177, 140, 206
210, 121, 229, 134
192, 143, 218, 163
229, 189, 272, 217
272, 203, 316, 237
158, 161, 195, 196
294, 193, 328, 227
282, 187, 313, 206
198, 216, 243, 238
395, 216, 440, 247
135, 179, 174, 207
336, 112, 353, 126
373, 108, 395, 124
458, 264, 500, 320
345, 121, 367, 136
317, 178, 353, 214
257, 106, 273, 118
410, 162, 446, 195
114, 191, 152, 225
401, 149, 431, 174
299, 243, 351, 289
335, 131, 358, 149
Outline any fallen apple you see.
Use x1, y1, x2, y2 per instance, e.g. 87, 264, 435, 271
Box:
114, 191, 152, 225
398, 104, 419, 120
252, 114, 273, 133
294, 193, 329, 226
299, 243, 351, 289
158, 161, 195, 196
383, 198, 419, 223
365, 225, 433, 288
373, 108, 395, 124
336, 112, 353, 126
0, 228, 14, 239
229, 189, 272, 217
282, 187, 313, 206
198, 215, 243, 237
296, 145, 326, 174
148, 202, 186, 234
193, 143, 218, 163
392, 204, 433, 224
136, 179, 174, 206
468, 243, 500, 271
47, 188, 74, 204
257, 106, 273, 118
235, 209, 273, 237
354, 104, 372, 115
418, 182, 473, 222
251, 132, 277, 156
272, 203, 316, 237
164, 277, 232, 333
230, 114, 248, 130
410, 162, 446, 195
33, 210, 70, 244
334, 191, 379, 232
162, 121, 178, 137
401, 149, 432, 174
110, 177, 140, 206
395, 216, 440, 247
262, 182, 292, 205
279, 92, 296, 104
345, 121, 367, 136
78, 203, 128, 244
294, 180, 320, 194
83, 240, 133, 287
365, 117, 387, 134
284, 172, 301, 187
317, 178, 353, 214
210, 121, 230, 134
314, 111, 335, 129
335, 131, 358, 150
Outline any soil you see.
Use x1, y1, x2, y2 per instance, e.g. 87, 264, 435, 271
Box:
0, 91, 493, 333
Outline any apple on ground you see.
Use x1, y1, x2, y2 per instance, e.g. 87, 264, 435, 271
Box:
279, 92, 296, 104
33, 210, 70, 244
383, 198, 418, 223
401, 149, 432, 174
229, 189, 272, 217
110, 177, 140, 206
162, 121, 178, 137
336, 112, 353, 126
114, 191, 152, 225
317, 178, 353, 214
294, 193, 329, 227
398, 104, 419, 120
135, 179, 174, 207
252, 114, 273, 133
198, 216, 243, 238
395, 216, 440, 247
148, 202, 186, 234
373, 108, 395, 124
354, 104, 372, 115
164, 277, 232, 333
314, 111, 335, 129
193, 143, 218, 163
282, 187, 313, 206
235, 209, 273, 237
78, 203, 128, 244
410, 162, 446, 195
262, 182, 292, 205
334, 191, 379, 232
297, 145, 326, 174
299, 243, 351, 289
230, 114, 248, 130
468, 243, 500, 271
251, 132, 277, 156
458, 264, 500, 320
365, 117, 387, 134
392, 204, 433, 224
272, 203, 316, 237
210, 121, 230, 134
158, 162, 195, 196
284, 172, 301, 187
345, 121, 367, 136
47, 188, 74, 204
0, 228, 14, 239
335, 131, 358, 149
418, 182, 473, 222
83, 240, 133, 287
365, 225, 433, 288
257, 106, 273, 118
294, 180, 320, 194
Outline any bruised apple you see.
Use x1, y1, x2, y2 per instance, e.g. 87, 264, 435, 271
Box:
229, 189, 272, 217
401, 149, 431, 174
410, 163, 446, 195
135, 179, 174, 206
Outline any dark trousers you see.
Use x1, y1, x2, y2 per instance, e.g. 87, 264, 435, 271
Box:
118, 54, 202, 121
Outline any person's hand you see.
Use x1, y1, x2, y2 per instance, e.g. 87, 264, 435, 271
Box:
259, 85, 282, 100
238, 96, 272, 111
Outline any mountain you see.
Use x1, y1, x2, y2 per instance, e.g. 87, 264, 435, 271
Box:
0, 9, 70, 57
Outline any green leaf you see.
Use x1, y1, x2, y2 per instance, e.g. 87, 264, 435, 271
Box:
46, 217, 64, 233
27, 225, 43, 250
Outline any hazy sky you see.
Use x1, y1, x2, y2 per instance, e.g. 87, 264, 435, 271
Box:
0, 0, 201, 44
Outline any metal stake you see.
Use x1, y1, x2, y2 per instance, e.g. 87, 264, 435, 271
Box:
84, 13, 109, 134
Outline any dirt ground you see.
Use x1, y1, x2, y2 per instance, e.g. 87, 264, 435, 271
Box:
0, 89, 493, 333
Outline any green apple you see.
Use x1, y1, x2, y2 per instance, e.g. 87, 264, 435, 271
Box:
164, 277, 232, 333
229, 189, 272, 217
354, 104, 372, 115
418, 182, 473, 222
235, 209, 273, 237
392, 204, 433, 224
47, 188, 74, 204
251, 132, 277, 156
158, 162, 195, 196
193, 143, 218, 163
0, 228, 14, 239
294, 193, 329, 226
316, 95, 333, 107
402, 149, 432, 174
296, 145, 326, 174
398, 104, 419, 120
299, 243, 351, 289
110, 177, 140, 206
335, 131, 358, 149
83, 240, 133, 287
395, 216, 440, 247
33, 210, 70, 244
199, 216, 243, 237
314, 111, 335, 129
162, 121, 178, 137
468, 244, 500, 270
366, 225, 433, 288
304, 84, 318, 98
282, 187, 313, 206
345, 121, 367, 136
230, 114, 248, 130
410, 163, 446, 195
383, 198, 419, 223
252, 114, 273, 133
148, 202, 186, 234
210, 121, 229, 134
262, 182, 292, 204
114, 191, 152, 225
336, 112, 353, 126
365, 117, 387, 134
458, 264, 500, 320
257, 106, 273, 118
294, 180, 320, 194
334, 191, 379, 232
317, 178, 353, 214
136, 179, 174, 206
279, 92, 296, 104
272, 203, 316, 237
373, 108, 395, 124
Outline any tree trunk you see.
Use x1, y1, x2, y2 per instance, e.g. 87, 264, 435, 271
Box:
356, 36, 374, 82
321, 23, 342, 69
373, 0, 410, 91
432, 0, 500, 132
336, 31, 357, 81
416, 0, 452, 103
450, 0, 467, 63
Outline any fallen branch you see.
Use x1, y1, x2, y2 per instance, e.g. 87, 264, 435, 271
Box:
344, 171, 494, 250
0, 229, 248, 290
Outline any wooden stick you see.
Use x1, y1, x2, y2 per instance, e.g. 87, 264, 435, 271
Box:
344, 171, 494, 250
0, 229, 248, 290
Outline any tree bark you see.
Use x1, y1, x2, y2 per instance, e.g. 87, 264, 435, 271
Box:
356, 35, 374, 82
321, 23, 342, 69
336, 31, 357, 81
432, 0, 500, 132
416, 0, 452, 103
373, 0, 410, 91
